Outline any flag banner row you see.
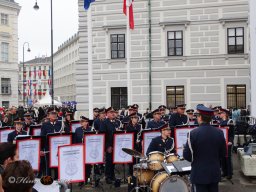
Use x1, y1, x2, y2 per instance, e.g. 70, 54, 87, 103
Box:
23, 70, 50, 77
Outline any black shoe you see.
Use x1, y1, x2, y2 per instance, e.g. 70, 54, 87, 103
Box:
226, 175, 232, 180
106, 178, 113, 184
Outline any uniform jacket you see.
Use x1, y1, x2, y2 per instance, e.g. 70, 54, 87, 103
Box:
219, 119, 235, 143
169, 113, 188, 127
93, 118, 105, 131
146, 120, 165, 129
7, 130, 27, 143
74, 126, 92, 143
183, 124, 226, 184
101, 118, 120, 149
146, 136, 175, 156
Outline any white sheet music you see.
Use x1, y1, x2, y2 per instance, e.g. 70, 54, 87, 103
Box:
0, 129, 14, 143
17, 139, 40, 171
143, 131, 161, 156
71, 123, 81, 133
58, 145, 84, 183
33, 128, 41, 136
49, 135, 71, 167
113, 133, 134, 163
85, 134, 104, 164
175, 128, 194, 157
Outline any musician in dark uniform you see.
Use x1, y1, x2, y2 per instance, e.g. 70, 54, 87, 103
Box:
64, 110, 73, 133
40, 111, 62, 136
126, 113, 142, 151
7, 118, 27, 143
74, 116, 92, 185
169, 104, 188, 127
158, 105, 170, 122
93, 108, 100, 120
186, 109, 198, 125
132, 104, 142, 119
126, 112, 142, 175
146, 123, 175, 156
93, 108, 106, 131
23, 113, 35, 134
100, 107, 119, 184
146, 109, 165, 129
219, 108, 234, 180
212, 106, 222, 124
168, 106, 177, 116
122, 105, 136, 125
40, 111, 67, 179
183, 104, 226, 192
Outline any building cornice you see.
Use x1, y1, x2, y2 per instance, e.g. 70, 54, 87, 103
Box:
103, 25, 126, 33
0, 0, 21, 13
219, 17, 248, 26
159, 20, 191, 29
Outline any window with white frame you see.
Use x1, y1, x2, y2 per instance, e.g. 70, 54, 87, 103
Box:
111, 34, 125, 59
167, 31, 183, 56
1, 43, 9, 62
227, 27, 244, 54
1, 13, 8, 25
1, 78, 11, 95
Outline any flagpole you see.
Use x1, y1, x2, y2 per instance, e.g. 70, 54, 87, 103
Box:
88, 5, 93, 119
126, 2, 132, 105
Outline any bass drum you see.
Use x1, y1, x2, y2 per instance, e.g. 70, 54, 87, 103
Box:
133, 163, 155, 186
150, 172, 169, 192
159, 175, 190, 192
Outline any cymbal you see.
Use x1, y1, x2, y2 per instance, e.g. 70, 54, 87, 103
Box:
122, 148, 145, 158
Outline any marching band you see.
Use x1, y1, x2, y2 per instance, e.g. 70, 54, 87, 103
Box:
0, 103, 235, 192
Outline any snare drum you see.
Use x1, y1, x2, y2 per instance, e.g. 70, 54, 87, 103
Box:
148, 151, 165, 171
159, 175, 190, 192
148, 151, 165, 161
165, 153, 178, 163
133, 163, 155, 186
150, 171, 169, 192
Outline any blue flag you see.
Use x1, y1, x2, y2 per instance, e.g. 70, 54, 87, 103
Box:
84, 0, 95, 10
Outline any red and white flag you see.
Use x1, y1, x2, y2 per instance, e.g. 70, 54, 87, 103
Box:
123, 0, 134, 30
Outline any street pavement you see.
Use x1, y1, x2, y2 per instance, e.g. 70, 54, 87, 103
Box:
72, 153, 256, 192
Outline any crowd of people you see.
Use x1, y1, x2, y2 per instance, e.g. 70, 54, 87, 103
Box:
0, 103, 250, 192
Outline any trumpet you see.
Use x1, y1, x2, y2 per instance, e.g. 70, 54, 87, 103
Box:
136, 124, 143, 143
115, 118, 123, 131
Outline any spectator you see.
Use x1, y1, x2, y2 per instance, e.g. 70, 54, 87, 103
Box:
6, 107, 19, 126
2, 160, 36, 192
0, 143, 19, 192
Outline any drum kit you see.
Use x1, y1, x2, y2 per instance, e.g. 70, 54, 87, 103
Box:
122, 148, 191, 192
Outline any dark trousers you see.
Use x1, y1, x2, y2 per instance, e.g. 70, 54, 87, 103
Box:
86, 165, 92, 180
105, 152, 115, 180
222, 145, 233, 177
193, 183, 218, 192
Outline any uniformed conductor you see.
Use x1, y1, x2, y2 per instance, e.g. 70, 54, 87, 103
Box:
183, 104, 226, 192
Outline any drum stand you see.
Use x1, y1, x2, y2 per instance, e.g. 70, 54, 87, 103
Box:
123, 164, 128, 183
131, 156, 144, 192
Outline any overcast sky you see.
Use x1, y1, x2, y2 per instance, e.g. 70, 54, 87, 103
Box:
16, 0, 78, 62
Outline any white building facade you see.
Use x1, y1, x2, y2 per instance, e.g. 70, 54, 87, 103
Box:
18, 56, 51, 106
53, 33, 79, 102
249, 0, 256, 117
0, 0, 20, 108
77, 0, 250, 114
